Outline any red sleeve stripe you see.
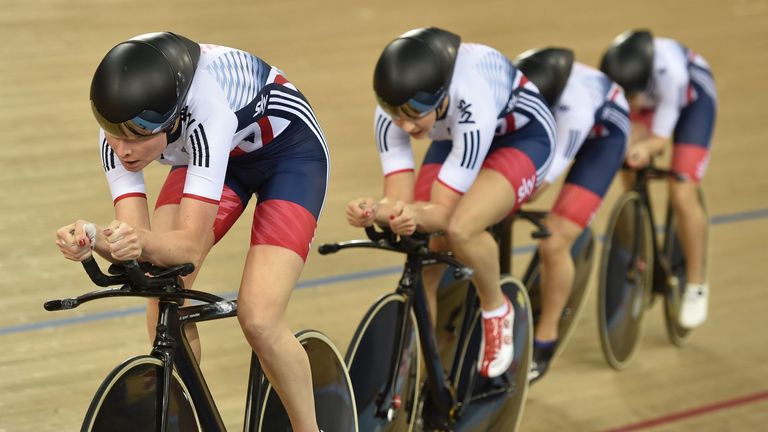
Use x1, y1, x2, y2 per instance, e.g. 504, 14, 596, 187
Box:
437, 178, 464, 195
113, 192, 147, 205
384, 168, 415, 177
182, 193, 220, 205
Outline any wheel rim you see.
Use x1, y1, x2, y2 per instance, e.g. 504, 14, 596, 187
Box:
598, 193, 653, 369
345, 294, 419, 432
558, 228, 595, 351
662, 190, 707, 346
261, 330, 358, 432
84, 356, 200, 432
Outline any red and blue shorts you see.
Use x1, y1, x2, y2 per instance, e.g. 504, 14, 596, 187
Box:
415, 120, 552, 216
156, 123, 328, 261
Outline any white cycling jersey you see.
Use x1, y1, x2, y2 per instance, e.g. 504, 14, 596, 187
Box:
374, 43, 555, 193
544, 62, 630, 184
100, 44, 327, 204
634, 38, 715, 139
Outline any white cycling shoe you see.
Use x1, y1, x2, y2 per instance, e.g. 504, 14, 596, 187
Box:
678, 282, 708, 329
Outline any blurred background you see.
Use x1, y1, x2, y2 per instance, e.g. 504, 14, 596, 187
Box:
1, 0, 767, 430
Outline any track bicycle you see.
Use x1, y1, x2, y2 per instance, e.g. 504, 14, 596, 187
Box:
319, 226, 533, 431
44, 257, 358, 431
597, 163, 709, 369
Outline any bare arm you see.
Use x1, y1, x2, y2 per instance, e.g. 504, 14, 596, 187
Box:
107, 196, 217, 267
382, 176, 461, 235
627, 133, 672, 168
346, 171, 460, 235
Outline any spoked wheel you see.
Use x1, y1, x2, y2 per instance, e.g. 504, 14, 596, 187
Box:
260, 330, 358, 432
450, 276, 533, 432
662, 189, 709, 346
344, 293, 421, 432
597, 191, 654, 370
82, 355, 201, 432
524, 227, 596, 358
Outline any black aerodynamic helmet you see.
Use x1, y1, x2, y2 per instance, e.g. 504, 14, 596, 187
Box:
373, 27, 461, 118
599, 30, 654, 95
514, 47, 574, 108
90, 32, 201, 138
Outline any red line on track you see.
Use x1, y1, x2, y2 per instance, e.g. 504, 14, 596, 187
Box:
604, 390, 768, 431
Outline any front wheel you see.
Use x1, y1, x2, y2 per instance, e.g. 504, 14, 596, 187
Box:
662, 189, 709, 346
345, 293, 421, 432
82, 355, 201, 432
259, 330, 358, 432
597, 191, 654, 370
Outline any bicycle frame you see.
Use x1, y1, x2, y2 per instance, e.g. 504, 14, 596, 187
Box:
628, 165, 684, 294
45, 258, 244, 432
48, 256, 359, 432
155, 297, 239, 431
320, 228, 472, 427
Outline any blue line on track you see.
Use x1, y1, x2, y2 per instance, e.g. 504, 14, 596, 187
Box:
2, 207, 765, 336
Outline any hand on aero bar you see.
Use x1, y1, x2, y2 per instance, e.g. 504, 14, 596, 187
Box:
625, 142, 652, 169
55, 220, 98, 262
104, 220, 143, 262
388, 200, 416, 236
346, 197, 379, 227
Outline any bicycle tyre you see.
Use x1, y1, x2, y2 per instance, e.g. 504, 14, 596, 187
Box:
597, 191, 654, 370
524, 226, 595, 358
81, 355, 201, 432
451, 276, 532, 432
345, 293, 421, 432
662, 188, 709, 346
259, 330, 358, 432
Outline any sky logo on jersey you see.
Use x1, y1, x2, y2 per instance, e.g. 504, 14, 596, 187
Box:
253, 94, 269, 118
458, 99, 475, 124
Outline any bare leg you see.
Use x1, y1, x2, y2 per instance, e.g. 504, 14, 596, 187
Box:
536, 214, 582, 341
669, 180, 706, 283
446, 169, 517, 311
422, 236, 450, 327
237, 245, 318, 432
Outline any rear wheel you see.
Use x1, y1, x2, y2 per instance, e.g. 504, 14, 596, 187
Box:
82, 355, 200, 432
662, 189, 708, 346
259, 330, 358, 432
344, 293, 420, 432
450, 276, 532, 432
597, 191, 654, 370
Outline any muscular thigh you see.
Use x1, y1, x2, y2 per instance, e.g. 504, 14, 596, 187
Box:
451, 168, 517, 233
155, 166, 246, 244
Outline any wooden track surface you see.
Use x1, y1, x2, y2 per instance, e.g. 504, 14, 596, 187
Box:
1, 0, 767, 430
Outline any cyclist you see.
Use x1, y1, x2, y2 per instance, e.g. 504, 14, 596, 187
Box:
600, 29, 716, 329
54, 32, 327, 432
514, 48, 629, 383
346, 27, 555, 378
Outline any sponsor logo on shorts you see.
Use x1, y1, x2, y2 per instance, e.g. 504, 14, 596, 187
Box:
517, 175, 536, 204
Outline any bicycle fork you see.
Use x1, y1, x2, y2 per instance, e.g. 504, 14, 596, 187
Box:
374, 287, 413, 421
402, 255, 457, 427
152, 302, 180, 432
